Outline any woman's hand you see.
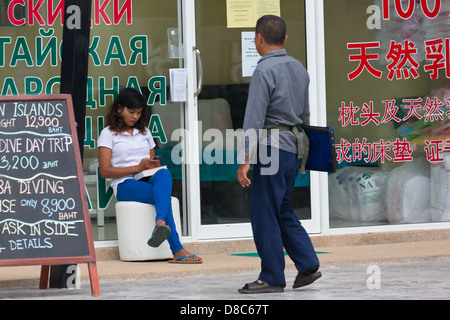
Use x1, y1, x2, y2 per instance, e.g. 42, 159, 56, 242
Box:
149, 158, 160, 168
98, 147, 161, 179
137, 157, 160, 171
137, 158, 152, 171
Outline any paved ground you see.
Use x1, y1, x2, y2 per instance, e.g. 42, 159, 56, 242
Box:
1, 238, 450, 307
1, 258, 449, 301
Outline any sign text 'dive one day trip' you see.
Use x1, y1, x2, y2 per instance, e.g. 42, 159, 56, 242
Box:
0, 94, 99, 296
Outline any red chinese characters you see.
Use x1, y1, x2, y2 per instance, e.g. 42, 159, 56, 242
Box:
386, 40, 419, 80
424, 38, 450, 79
338, 97, 450, 127
336, 97, 450, 164
424, 139, 450, 163
347, 38, 449, 80
347, 42, 383, 80
336, 138, 414, 164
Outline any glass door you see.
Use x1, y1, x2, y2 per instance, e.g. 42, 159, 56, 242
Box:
85, 0, 190, 241
187, 0, 322, 240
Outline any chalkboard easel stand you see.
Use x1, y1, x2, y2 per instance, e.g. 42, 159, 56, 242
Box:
39, 263, 100, 296
0, 94, 100, 297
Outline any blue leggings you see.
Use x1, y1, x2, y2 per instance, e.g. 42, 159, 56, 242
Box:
116, 169, 183, 254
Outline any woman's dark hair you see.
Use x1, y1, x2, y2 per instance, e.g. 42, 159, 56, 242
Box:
105, 87, 149, 134
255, 15, 286, 46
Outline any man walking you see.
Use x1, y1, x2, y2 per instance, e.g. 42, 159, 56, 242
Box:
237, 15, 321, 294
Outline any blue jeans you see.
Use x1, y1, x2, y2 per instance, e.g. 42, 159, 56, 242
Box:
116, 169, 183, 254
251, 147, 319, 287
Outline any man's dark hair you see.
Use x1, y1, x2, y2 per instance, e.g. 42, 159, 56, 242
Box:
255, 15, 286, 46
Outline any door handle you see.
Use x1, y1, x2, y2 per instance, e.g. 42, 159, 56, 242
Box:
193, 46, 203, 97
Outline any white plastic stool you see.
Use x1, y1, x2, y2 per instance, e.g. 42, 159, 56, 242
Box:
115, 197, 182, 261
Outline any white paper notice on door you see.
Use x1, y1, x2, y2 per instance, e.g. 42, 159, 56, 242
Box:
226, 0, 280, 28
242, 32, 261, 77
169, 68, 187, 102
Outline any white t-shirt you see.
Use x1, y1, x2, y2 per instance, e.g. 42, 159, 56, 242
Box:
97, 126, 156, 196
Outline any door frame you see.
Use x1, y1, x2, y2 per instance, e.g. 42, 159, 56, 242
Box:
181, 0, 327, 241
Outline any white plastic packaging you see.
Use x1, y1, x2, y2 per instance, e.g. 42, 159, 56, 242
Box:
329, 166, 389, 222
431, 153, 450, 222
384, 157, 431, 223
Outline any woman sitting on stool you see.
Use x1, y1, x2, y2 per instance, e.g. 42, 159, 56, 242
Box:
98, 87, 202, 264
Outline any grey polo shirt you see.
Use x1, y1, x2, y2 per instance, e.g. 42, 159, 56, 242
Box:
240, 49, 310, 161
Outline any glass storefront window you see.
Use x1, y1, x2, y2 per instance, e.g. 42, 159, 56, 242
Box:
194, 0, 309, 226
324, 0, 449, 228
0, 2, 62, 95
84, 0, 183, 241
0, 1, 186, 242
5, 0, 446, 242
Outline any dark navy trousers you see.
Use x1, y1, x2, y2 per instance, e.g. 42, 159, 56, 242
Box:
251, 148, 319, 287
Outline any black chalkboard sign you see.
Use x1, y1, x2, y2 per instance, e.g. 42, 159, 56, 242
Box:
0, 94, 99, 296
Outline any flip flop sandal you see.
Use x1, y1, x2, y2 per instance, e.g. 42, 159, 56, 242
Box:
168, 254, 203, 264
147, 224, 171, 247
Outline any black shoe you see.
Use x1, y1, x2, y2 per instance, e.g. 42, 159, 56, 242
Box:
293, 270, 322, 289
238, 279, 284, 294
147, 224, 171, 248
